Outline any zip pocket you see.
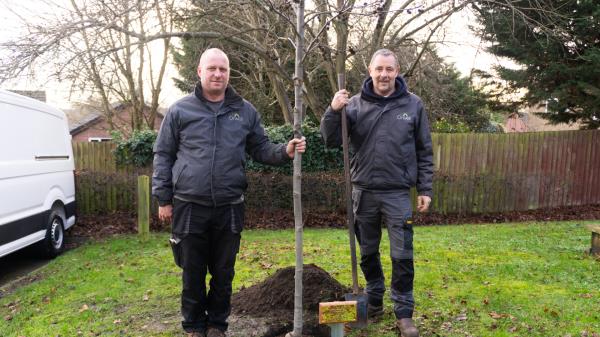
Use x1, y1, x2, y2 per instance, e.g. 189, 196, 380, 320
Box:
173, 163, 187, 187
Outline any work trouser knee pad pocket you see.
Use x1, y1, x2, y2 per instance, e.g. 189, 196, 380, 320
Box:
169, 235, 185, 268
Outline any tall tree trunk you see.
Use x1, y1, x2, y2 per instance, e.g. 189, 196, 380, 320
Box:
146, 0, 172, 129
334, 0, 355, 77
267, 71, 294, 124
136, 0, 146, 130
313, 0, 337, 92
70, 0, 114, 130
302, 72, 324, 121
292, 1, 304, 336
369, 0, 393, 55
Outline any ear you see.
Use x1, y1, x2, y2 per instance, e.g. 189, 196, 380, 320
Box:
197, 64, 202, 79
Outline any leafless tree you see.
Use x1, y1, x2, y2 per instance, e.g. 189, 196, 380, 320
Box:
1, 0, 566, 125
0, 0, 174, 132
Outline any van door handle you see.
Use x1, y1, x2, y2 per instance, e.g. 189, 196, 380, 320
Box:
35, 155, 70, 160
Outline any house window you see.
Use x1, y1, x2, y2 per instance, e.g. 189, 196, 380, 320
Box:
88, 137, 112, 142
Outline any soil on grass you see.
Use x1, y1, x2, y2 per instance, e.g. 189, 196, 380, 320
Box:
245, 204, 600, 229
70, 204, 600, 238
230, 264, 350, 337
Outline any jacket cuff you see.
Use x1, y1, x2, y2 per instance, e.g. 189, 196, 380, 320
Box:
417, 190, 433, 198
157, 199, 172, 206
281, 144, 292, 161
326, 105, 343, 115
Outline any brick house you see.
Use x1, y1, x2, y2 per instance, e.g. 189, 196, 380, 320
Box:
69, 104, 164, 142
505, 103, 581, 132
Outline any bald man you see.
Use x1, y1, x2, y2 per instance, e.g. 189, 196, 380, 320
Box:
153, 48, 306, 337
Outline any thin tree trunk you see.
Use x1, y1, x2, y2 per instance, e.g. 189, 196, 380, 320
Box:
313, 0, 337, 92
369, 0, 393, 55
334, 0, 355, 77
267, 71, 294, 124
70, 0, 114, 129
301, 72, 324, 121
292, 1, 304, 336
146, 0, 172, 129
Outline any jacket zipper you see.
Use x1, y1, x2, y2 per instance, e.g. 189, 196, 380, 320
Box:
210, 115, 217, 207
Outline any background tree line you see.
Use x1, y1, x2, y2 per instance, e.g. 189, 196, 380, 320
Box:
1, 0, 597, 132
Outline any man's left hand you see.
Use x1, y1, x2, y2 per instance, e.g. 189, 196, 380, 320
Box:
286, 136, 306, 159
417, 195, 431, 213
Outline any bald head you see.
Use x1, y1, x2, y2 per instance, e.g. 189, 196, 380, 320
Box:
197, 48, 230, 101
199, 48, 229, 68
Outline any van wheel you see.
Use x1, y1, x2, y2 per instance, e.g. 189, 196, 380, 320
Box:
39, 210, 65, 258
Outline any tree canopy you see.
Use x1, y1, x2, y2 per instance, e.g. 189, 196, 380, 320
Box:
1, 0, 552, 132
171, 0, 498, 131
474, 0, 600, 129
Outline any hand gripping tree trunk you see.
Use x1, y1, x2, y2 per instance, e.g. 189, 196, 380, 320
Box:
292, 2, 305, 337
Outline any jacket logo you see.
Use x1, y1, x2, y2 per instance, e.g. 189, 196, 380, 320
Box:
397, 112, 410, 121
229, 112, 242, 121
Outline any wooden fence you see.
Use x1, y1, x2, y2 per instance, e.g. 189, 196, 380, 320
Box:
430, 130, 599, 213
73, 142, 148, 214
73, 130, 600, 215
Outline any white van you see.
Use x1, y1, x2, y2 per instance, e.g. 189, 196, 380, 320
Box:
0, 90, 76, 258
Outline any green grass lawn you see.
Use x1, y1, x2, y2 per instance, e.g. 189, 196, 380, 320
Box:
1, 221, 599, 337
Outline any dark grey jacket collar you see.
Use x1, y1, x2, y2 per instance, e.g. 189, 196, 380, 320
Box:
360, 76, 408, 105
194, 82, 243, 109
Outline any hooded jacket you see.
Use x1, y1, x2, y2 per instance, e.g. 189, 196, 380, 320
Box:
152, 83, 290, 206
320, 76, 434, 196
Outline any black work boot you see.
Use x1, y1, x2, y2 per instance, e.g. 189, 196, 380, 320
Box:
186, 332, 206, 337
207, 327, 225, 337
397, 318, 419, 337
367, 303, 384, 319
367, 296, 384, 320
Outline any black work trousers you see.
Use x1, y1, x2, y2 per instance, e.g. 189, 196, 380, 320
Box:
171, 200, 244, 333
353, 188, 415, 319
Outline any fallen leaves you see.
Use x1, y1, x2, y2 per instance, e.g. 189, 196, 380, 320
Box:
260, 262, 273, 269
79, 304, 89, 313
143, 290, 152, 301
489, 311, 514, 319
455, 313, 468, 321
543, 307, 560, 318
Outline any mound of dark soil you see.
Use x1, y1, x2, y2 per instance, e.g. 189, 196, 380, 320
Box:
231, 264, 350, 337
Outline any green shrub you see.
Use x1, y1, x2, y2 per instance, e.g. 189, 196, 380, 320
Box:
431, 117, 472, 133
246, 122, 343, 174
109, 123, 343, 172
112, 129, 157, 167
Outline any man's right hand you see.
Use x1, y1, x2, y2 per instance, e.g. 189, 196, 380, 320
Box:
158, 204, 173, 222
330, 89, 350, 111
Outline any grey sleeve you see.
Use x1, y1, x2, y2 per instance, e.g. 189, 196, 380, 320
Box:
152, 108, 179, 205
245, 106, 289, 166
319, 105, 343, 148
415, 102, 434, 197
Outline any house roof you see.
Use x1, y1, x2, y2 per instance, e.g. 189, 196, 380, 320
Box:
8, 90, 46, 102
68, 103, 166, 136
69, 113, 102, 135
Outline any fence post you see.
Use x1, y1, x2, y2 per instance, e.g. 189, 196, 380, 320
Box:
137, 175, 150, 239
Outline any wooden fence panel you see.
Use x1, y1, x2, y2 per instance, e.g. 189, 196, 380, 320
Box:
72, 130, 600, 215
